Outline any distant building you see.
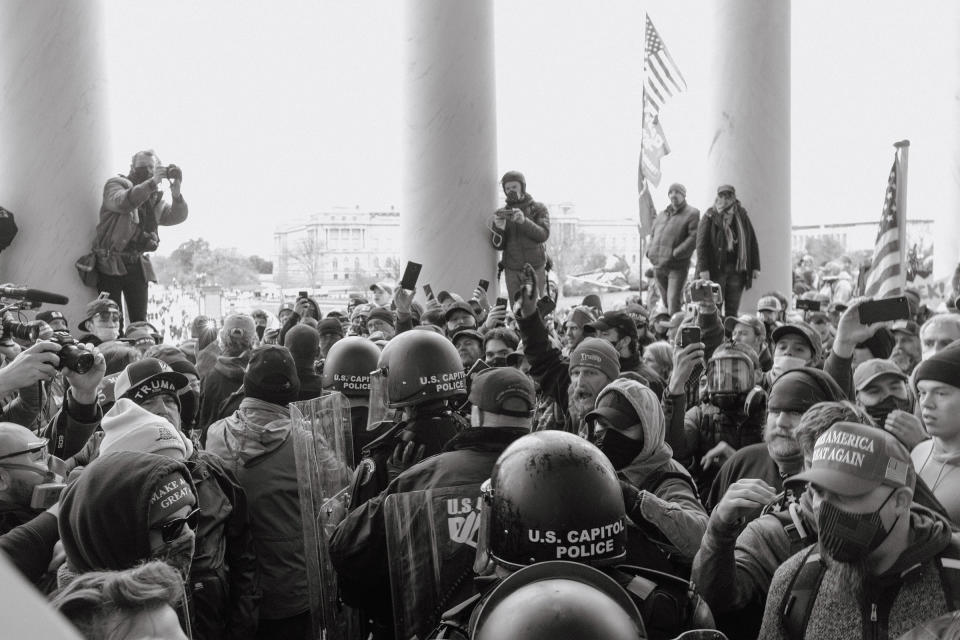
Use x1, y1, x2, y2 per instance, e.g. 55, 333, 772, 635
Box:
274, 207, 400, 289
791, 219, 934, 255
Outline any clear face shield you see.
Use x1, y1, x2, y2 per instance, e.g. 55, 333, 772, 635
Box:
367, 366, 393, 429
706, 357, 754, 410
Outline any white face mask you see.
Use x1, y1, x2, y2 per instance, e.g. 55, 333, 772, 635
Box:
771, 355, 807, 380
93, 326, 119, 342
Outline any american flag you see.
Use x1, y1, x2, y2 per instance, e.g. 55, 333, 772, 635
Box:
863, 152, 905, 297
643, 15, 687, 114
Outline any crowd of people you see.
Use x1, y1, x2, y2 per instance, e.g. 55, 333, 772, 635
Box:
1, 161, 960, 639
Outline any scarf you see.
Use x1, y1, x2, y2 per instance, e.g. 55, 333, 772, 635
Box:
719, 204, 750, 273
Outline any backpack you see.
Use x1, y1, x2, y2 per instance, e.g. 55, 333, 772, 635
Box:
780, 537, 960, 640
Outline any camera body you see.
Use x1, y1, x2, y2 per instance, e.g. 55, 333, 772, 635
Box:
50, 331, 95, 374
165, 164, 183, 181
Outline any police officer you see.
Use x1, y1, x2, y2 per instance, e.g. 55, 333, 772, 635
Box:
321, 336, 383, 466
435, 431, 716, 640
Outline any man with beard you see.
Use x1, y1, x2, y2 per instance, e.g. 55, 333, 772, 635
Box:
646, 182, 700, 314
0, 424, 59, 536
889, 319, 921, 374
584, 378, 707, 574
562, 306, 595, 354
759, 422, 958, 640
584, 310, 664, 396
451, 329, 485, 371
489, 170, 551, 303
706, 367, 845, 510
93, 150, 188, 323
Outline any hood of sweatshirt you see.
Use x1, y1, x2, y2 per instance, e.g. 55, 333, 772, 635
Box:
885, 504, 955, 576
58, 451, 195, 573
213, 352, 248, 383
205, 397, 291, 466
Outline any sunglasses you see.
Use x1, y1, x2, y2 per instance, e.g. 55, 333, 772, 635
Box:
155, 507, 200, 544
95, 311, 121, 323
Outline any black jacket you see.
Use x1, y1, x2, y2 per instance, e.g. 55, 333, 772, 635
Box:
695, 203, 760, 282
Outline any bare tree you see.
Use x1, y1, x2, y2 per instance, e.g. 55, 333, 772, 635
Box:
289, 233, 322, 287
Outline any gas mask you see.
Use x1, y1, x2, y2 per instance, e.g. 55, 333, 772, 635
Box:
706, 356, 754, 412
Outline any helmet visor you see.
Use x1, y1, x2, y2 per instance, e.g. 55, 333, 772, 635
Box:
706, 357, 753, 394
366, 368, 391, 429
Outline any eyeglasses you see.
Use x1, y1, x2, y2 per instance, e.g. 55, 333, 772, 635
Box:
95, 312, 121, 323
0, 439, 48, 462
154, 507, 200, 544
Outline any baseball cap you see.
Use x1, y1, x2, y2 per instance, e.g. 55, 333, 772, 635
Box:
565, 306, 596, 329
723, 314, 766, 340
717, 184, 736, 196
584, 311, 638, 340
789, 422, 915, 496
437, 290, 465, 305
853, 358, 908, 391
468, 367, 535, 417
80, 293, 120, 331
369, 282, 394, 296
36, 310, 67, 328
451, 328, 484, 345
757, 296, 782, 312
445, 301, 477, 323
807, 311, 830, 325
114, 358, 188, 408
771, 322, 822, 360
584, 388, 638, 431
890, 319, 919, 336
581, 294, 603, 313
243, 345, 300, 405
222, 313, 256, 341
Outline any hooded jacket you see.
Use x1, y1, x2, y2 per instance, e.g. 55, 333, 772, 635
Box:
198, 352, 249, 429
59, 451, 195, 573
759, 505, 957, 640
205, 397, 312, 619
602, 379, 708, 564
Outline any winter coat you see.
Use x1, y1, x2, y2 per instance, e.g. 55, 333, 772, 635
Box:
206, 398, 344, 619
646, 203, 700, 270
42, 392, 102, 461
488, 193, 550, 270
94, 175, 188, 281
759, 506, 956, 640
198, 353, 248, 430
695, 203, 760, 281
517, 310, 576, 432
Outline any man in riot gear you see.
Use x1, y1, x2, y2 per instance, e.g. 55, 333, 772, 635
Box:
434, 431, 717, 640
330, 366, 534, 639
667, 342, 767, 496
321, 336, 383, 465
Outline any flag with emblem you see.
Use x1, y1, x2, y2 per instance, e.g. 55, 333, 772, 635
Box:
863, 144, 909, 297
639, 14, 686, 235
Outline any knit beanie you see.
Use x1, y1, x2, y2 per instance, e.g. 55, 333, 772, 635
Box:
285, 324, 321, 369
99, 399, 187, 460
568, 338, 620, 382
768, 367, 846, 413
667, 183, 686, 197
915, 341, 960, 390
148, 472, 195, 528
566, 306, 596, 329
243, 345, 300, 406
367, 306, 396, 328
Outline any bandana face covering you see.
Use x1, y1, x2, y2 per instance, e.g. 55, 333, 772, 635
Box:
593, 428, 644, 470
817, 490, 897, 563
863, 395, 912, 427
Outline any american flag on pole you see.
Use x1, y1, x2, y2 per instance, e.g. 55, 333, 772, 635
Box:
639, 15, 686, 233
863, 151, 905, 297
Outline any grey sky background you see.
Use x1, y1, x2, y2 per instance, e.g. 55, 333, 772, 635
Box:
102, 0, 954, 260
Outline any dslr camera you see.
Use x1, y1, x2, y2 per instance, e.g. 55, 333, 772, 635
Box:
50, 331, 95, 374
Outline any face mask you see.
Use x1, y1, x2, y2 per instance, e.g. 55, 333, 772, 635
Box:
710, 393, 747, 412
592, 428, 644, 470
130, 166, 152, 184
505, 191, 521, 204
771, 355, 807, 380
93, 326, 119, 342
863, 395, 912, 427
155, 533, 196, 580
818, 490, 898, 563
488, 356, 509, 368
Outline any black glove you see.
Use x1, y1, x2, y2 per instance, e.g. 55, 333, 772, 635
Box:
386, 439, 427, 481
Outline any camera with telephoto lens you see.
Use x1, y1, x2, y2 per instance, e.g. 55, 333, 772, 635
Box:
165, 164, 182, 181
50, 331, 95, 374
1, 314, 40, 343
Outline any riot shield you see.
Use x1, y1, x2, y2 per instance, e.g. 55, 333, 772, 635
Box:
384, 484, 485, 639
291, 392, 360, 640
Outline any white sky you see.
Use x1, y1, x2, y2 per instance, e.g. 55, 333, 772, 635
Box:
102, 0, 955, 259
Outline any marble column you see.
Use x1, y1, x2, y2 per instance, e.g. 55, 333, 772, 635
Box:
0, 1, 111, 323
707, 0, 791, 312
935, 7, 960, 287
401, 0, 499, 301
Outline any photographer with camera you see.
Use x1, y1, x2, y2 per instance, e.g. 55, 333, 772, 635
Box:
489, 171, 550, 303
92, 150, 188, 324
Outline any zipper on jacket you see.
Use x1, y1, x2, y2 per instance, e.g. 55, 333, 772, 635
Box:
870, 602, 878, 640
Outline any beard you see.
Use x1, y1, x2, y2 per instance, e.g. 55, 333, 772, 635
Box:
567, 387, 597, 427
823, 551, 868, 604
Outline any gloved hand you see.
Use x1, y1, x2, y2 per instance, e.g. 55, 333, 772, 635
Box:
386, 439, 427, 481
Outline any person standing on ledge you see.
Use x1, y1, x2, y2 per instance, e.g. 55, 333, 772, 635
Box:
489, 170, 550, 303
696, 184, 759, 317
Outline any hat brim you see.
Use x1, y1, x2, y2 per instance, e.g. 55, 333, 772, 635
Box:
772, 326, 814, 350
855, 370, 908, 391
120, 371, 189, 403
583, 320, 613, 335
788, 467, 878, 497
583, 407, 636, 432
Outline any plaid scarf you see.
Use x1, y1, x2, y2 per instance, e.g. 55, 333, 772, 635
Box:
720, 204, 750, 273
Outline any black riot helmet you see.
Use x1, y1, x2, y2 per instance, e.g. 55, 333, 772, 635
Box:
470, 561, 646, 640
321, 336, 381, 398
378, 330, 465, 408
484, 431, 626, 569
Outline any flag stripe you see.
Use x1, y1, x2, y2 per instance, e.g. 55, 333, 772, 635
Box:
862, 151, 904, 297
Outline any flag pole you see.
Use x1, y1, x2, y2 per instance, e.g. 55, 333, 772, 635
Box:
894, 140, 909, 291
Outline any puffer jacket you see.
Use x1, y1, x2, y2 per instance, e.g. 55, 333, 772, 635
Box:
646, 202, 700, 270
488, 193, 550, 269
206, 398, 343, 620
